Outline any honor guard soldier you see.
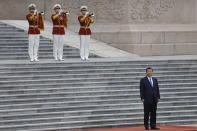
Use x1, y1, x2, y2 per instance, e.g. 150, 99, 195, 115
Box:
78, 6, 94, 61
51, 4, 68, 61
26, 3, 44, 62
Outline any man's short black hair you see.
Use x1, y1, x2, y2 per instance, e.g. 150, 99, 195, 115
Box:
146, 67, 153, 72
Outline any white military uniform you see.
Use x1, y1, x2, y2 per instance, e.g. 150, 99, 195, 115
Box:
53, 35, 64, 60
28, 35, 40, 61
80, 35, 90, 60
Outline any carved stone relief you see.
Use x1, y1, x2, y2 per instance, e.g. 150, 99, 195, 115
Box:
128, 0, 175, 22
59, 0, 175, 24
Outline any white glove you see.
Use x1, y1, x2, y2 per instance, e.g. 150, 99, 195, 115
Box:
59, 9, 63, 15
34, 10, 37, 15
40, 12, 45, 15
91, 13, 95, 17
85, 12, 89, 17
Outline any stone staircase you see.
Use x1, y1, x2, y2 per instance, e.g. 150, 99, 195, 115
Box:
0, 22, 197, 131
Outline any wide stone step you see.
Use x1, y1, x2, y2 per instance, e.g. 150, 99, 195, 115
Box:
0, 56, 80, 60
1, 64, 197, 72
0, 102, 195, 116
0, 86, 196, 97
0, 108, 195, 122
0, 24, 9, 26
0, 41, 53, 44
0, 110, 196, 127
0, 59, 197, 66
0, 85, 196, 96
0, 73, 196, 81
0, 57, 95, 60
1, 80, 196, 90
0, 48, 78, 53
0, 48, 79, 55
1, 60, 197, 67
1, 70, 193, 77
0, 103, 142, 116
0, 39, 51, 42
0, 77, 143, 84
0, 32, 26, 34
0, 29, 24, 32
0, 91, 136, 100
0, 32, 26, 35
0, 43, 76, 49
0, 93, 196, 106
0, 99, 196, 111
0, 102, 196, 116
0, 97, 138, 106
0, 52, 79, 56
0, 24, 14, 26
0, 81, 134, 89
0, 43, 53, 46
0, 91, 140, 100
0, 40, 50, 43
0, 42, 73, 47
16, 119, 197, 131
0, 77, 196, 85
1, 69, 197, 78
0, 81, 196, 91
0, 27, 17, 29
0, 89, 196, 100
0, 61, 196, 67
0, 36, 28, 39
1, 82, 196, 91
0, 54, 81, 58
0, 33, 27, 36
0, 44, 53, 48
0, 47, 78, 51
0, 114, 196, 131
1, 60, 197, 66
0, 94, 139, 105
0, 68, 196, 74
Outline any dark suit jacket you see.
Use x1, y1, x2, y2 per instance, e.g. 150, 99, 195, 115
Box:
140, 76, 160, 103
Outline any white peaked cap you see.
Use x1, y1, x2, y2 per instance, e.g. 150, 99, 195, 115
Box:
80, 5, 88, 10
28, 3, 36, 8
53, 4, 61, 9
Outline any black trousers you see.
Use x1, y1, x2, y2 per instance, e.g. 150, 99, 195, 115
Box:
143, 99, 157, 128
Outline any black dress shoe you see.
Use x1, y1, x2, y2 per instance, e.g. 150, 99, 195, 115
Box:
151, 127, 160, 130
145, 127, 149, 130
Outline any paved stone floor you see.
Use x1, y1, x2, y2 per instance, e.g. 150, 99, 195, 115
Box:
82, 125, 197, 131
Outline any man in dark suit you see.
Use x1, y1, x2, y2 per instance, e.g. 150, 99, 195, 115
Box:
140, 67, 160, 130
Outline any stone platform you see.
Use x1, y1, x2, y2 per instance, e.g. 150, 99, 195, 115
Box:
83, 125, 197, 131
86, 24, 197, 56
